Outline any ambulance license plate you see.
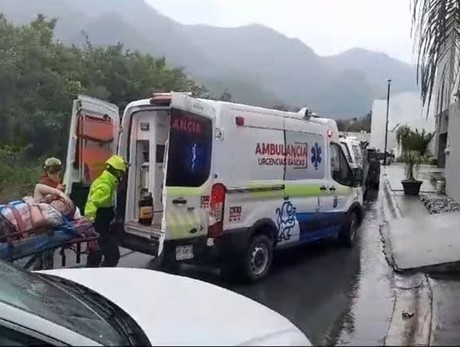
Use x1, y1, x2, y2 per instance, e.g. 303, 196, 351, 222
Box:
176, 245, 193, 261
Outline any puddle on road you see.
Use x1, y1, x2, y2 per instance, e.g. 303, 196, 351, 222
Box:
333, 190, 395, 346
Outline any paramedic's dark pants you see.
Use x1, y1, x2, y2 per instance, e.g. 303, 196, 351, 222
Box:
86, 207, 120, 268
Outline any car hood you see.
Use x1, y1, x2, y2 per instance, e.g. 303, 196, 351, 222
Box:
39, 268, 311, 346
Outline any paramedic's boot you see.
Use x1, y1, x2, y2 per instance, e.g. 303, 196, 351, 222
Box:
86, 248, 103, 267
100, 239, 120, 267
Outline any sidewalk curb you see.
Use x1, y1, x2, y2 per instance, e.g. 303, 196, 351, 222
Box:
385, 274, 432, 346
381, 170, 433, 346
379, 171, 400, 272
382, 169, 402, 219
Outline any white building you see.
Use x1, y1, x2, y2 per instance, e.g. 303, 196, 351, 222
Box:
370, 91, 436, 157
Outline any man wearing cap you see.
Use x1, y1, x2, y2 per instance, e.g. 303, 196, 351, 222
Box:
85, 155, 127, 268
41, 157, 65, 191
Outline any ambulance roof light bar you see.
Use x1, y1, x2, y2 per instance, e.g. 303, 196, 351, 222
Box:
297, 107, 312, 120
149, 92, 193, 105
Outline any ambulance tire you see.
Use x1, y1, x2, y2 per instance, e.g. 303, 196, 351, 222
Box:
340, 211, 359, 248
243, 234, 273, 282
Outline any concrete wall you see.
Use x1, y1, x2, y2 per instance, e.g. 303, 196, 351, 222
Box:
445, 101, 460, 201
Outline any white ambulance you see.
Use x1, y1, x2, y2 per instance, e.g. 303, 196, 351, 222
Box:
340, 136, 363, 169
64, 93, 364, 281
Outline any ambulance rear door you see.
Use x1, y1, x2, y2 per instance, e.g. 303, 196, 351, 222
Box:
161, 93, 215, 260
64, 95, 120, 213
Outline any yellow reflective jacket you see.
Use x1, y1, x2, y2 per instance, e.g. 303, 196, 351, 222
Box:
84, 170, 118, 222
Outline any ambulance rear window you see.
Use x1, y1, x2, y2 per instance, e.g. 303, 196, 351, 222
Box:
166, 109, 212, 187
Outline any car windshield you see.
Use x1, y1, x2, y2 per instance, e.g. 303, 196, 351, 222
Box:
0, 261, 127, 345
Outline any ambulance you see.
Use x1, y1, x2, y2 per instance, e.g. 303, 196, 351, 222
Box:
340, 136, 364, 169
64, 93, 364, 281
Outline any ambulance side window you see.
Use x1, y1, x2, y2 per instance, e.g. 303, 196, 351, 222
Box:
330, 143, 353, 186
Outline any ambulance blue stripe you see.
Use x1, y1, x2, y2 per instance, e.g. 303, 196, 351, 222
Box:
295, 212, 346, 243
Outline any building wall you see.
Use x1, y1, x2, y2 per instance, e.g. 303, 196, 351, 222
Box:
370, 92, 436, 155
445, 101, 460, 201
370, 100, 395, 152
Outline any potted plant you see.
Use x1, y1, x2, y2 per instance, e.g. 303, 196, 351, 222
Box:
396, 126, 434, 196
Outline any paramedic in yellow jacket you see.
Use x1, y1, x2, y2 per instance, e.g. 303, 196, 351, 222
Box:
85, 155, 127, 268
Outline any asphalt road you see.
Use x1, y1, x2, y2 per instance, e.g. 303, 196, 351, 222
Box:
48, 188, 395, 345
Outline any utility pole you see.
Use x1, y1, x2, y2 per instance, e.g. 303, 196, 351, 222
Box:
384, 79, 392, 166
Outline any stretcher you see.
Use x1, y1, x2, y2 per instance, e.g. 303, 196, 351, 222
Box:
0, 217, 99, 270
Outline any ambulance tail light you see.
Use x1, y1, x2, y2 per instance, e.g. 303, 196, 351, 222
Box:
235, 116, 245, 126
208, 183, 226, 238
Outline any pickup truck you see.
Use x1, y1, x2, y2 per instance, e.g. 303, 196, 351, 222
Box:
362, 147, 381, 197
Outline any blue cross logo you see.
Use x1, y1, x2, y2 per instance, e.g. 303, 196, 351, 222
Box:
311, 143, 322, 170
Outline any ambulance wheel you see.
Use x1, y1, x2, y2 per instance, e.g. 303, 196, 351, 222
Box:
243, 234, 273, 282
340, 211, 359, 247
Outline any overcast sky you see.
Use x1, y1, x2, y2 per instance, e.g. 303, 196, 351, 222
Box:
146, 0, 414, 64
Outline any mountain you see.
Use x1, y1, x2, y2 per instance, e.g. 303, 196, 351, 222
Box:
0, 0, 418, 118
323, 48, 418, 95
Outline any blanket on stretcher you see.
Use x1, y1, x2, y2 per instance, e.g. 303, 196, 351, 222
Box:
0, 217, 95, 261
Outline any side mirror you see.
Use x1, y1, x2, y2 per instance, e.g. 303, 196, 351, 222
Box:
353, 168, 364, 187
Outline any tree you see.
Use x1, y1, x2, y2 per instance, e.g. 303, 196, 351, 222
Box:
272, 104, 289, 111
0, 15, 207, 159
219, 89, 232, 102
336, 111, 372, 132
411, 0, 460, 110
0, 15, 208, 201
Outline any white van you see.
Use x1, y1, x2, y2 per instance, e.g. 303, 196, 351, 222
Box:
64, 93, 364, 281
340, 136, 363, 169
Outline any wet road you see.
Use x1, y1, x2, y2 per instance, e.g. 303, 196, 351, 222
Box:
114, 188, 395, 345
48, 187, 394, 345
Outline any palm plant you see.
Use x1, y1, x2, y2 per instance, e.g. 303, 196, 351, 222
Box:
412, 0, 460, 111
398, 127, 435, 181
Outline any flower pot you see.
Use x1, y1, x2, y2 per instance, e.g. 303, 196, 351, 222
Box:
402, 180, 423, 196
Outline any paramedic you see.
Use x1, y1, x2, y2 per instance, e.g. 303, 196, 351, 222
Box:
85, 155, 127, 268
33, 157, 65, 271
